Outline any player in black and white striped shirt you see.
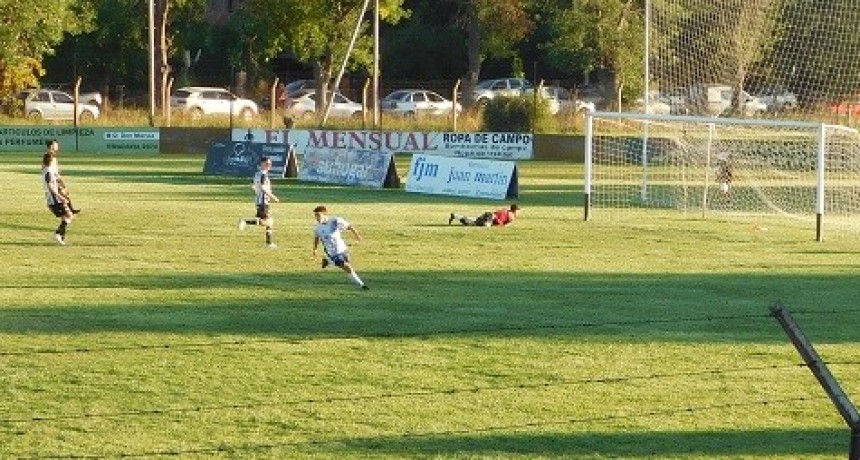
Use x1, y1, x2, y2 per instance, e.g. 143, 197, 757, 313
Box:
238, 156, 280, 248
42, 152, 74, 245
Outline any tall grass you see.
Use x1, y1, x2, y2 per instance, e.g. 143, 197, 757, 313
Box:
0, 153, 858, 459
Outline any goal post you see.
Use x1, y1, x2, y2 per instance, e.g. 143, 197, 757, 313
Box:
584, 111, 860, 241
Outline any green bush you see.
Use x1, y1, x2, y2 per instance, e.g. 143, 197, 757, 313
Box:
480, 95, 555, 133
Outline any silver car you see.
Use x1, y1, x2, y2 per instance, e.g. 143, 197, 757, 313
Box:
284, 90, 363, 119
380, 89, 461, 117
24, 89, 100, 122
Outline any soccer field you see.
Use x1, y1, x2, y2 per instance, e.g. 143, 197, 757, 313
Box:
1, 153, 858, 459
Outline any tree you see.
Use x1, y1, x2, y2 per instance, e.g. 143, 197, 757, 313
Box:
0, 0, 94, 105
238, 0, 409, 116
448, 0, 534, 107
45, 0, 149, 109
540, 0, 644, 107
153, 0, 209, 108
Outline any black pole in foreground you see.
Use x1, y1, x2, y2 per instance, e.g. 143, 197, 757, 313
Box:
770, 303, 860, 460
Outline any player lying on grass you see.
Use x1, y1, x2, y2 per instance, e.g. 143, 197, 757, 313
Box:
448, 203, 520, 227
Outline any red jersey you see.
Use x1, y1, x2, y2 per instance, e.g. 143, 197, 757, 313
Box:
491, 208, 515, 226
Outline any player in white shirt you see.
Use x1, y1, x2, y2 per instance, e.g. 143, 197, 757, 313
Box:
238, 156, 280, 248
312, 205, 369, 290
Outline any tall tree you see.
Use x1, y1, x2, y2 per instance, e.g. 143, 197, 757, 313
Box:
0, 0, 93, 104
449, 0, 534, 107
153, 0, 208, 108
540, 0, 644, 107
46, 0, 149, 109
238, 0, 409, 114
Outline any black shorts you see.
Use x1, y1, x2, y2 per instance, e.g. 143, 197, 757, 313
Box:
48, 203, 69, 218
256, 204, 270, 220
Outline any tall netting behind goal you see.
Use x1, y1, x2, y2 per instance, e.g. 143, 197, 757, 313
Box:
584, 112, 860, 240
649, 0, 860, 121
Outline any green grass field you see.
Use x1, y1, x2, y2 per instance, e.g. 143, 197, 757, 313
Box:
1, 152, 858, 459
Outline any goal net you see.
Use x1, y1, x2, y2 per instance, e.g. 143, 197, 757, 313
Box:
648, 0, 860, 122
584, 112, 860, 240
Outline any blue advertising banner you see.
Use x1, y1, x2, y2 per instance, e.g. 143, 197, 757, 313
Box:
298, 148, 397, 188
203, 141, 294, 177
405, 154, 519, 200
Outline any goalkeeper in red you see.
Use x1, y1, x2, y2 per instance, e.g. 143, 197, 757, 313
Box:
312, 205, 369, 290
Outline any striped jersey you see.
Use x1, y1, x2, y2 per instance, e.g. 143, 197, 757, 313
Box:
253, 170, 272, 205
42, 165, 63, 206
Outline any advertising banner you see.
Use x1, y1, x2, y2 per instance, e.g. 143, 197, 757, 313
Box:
404, 154, 518, 200
0, 126, 79, 151
78, 128, 160, 153
234, 128, 533, 160
203, 141, 294, 177
298, 148, 398, 188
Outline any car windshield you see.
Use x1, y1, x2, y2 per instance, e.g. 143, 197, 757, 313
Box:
383, 91, 409, 101
173, 90, 192, 98
53, 92, 73, 103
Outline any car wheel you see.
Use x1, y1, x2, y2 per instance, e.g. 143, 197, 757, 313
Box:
239, 108, 254, 121
351, 111, 363, 120
27, 110, 42, 121
405, 111, 416, 118
79, 110, 95, 123
477, 98, 490, 108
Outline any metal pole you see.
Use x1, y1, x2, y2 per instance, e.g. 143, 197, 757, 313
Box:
373, 0, 380, 128
323, 0, 371, 125
816, 123, 826, 242
148, 0, 156, 127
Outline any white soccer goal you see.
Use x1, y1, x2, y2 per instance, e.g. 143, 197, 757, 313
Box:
584, 111, 860, 240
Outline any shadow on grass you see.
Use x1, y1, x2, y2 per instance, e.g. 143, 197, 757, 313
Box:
326, 428, 847, 458
0, 270, 857, 343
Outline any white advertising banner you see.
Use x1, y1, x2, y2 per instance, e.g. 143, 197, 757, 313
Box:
233, 128, 533, 160
405, 154, 519, 200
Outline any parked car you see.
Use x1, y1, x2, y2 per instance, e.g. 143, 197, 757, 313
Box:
380, 89, 462, 117
284, 89, 363, 119
689, 84, 767, 116
470, 78, 533, 106
170, 86, 258, 120
23, 89, 100, 122
635, 91, 671, 115
523, 86, 595, 114
754, 86, 798, 111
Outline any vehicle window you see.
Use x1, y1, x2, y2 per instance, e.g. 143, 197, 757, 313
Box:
200, 92, 219, 100
412, 92, 427, 102
384, 91, 407, 101
334, 93, 347, 103
53, 92, 73, 103
556, 88, 571, 100
491, 81, 506, 90
34, 92, 51, 102
427, 92, 444, 102
173, 90, 192, 99
510, 80, 523, 90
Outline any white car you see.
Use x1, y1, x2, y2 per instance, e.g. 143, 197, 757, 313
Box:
170, 86, 258, 121
24, 89, 100, 122
285, 90, 363, 119
524, 86, 595, 114
470, 78, 533, 107
380, 89, 462, 117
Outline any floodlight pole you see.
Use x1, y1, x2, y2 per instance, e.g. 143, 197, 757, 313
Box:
148, 0, 156, 127
373, 0, 380, 128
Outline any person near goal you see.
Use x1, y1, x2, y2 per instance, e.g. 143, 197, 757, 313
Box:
448, 204, 520, 227
42, 152, 75, 245
238, 156, 280, 248
715, 152, 733, 195
312, 205, 369, 290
